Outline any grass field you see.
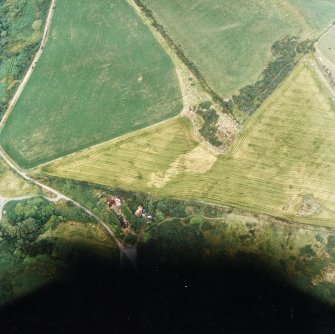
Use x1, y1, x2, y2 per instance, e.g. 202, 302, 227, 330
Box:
0, 0, 182, 168
289, 0, 335, 32
0, 158, 40, 197
141, 0, 334, 97
40, 221, 118, 259
42, 59, 335, 227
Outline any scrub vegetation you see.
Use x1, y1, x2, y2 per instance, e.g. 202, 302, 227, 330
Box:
29, 176, 335, 305
0, 0, 51, 119
0, 196, 118, 305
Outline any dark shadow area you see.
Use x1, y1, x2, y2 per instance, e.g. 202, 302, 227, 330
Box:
0, 253, 334, 334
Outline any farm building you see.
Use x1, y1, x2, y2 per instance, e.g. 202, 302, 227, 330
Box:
135, 205, 144, 217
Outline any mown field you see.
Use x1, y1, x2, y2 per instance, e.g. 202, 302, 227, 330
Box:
141, 0, 335, 97
0, 158, 40, 197
42, 60, 335, 227
0, 0, 182, 169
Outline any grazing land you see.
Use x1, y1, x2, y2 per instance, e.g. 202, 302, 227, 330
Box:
0, 0, 182, 169
39, 221, 118, 260
0, 158, 40, 197
42, 60, 335, 227
140, 0, 334, 98
289, 0, 335, 32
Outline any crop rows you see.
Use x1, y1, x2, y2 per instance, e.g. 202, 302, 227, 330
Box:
44, 62, 335, 227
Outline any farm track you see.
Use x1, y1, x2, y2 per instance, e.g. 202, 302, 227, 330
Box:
0, 0, 136, 267
0, 195, 39, 221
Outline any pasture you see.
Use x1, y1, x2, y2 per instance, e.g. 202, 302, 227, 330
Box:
42, 60, 335, 227
0, 0, 182, 168
289, 0, 335, 32
141, 0, 333, 97
39, 221, 118, 259
0, 158, 40, 197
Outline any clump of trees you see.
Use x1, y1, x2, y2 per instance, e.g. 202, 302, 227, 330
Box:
138, 219, 205, 266
232, 36, 315, 115
0, 196, 91, 258
196, 101, 222, 147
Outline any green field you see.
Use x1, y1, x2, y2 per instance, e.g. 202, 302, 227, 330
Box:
289, 0, 335, 31
141, 0, 334, 97
42, 59, 335, 227
0, 0, 182, 168
0, 158, 40, 197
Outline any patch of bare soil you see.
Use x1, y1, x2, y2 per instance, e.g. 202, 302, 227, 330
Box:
149, 145, 217, 188
216, 112, 238, 151
296, 195, 321, 217
312, 266, 335, 285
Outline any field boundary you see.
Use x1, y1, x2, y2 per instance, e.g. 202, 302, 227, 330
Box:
129, 0, 231, 114
226, 61, 306, 158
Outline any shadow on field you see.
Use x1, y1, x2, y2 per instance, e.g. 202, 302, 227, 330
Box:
0, 254, 334, 334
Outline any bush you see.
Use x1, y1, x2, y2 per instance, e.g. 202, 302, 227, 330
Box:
232, 36, 315, 116
299, 244, 317, 258
124, 233, 137, 246
201, 221, 213, 231
197, 107, 222, 147
190, 215, 203, 226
